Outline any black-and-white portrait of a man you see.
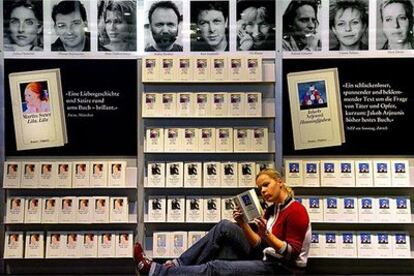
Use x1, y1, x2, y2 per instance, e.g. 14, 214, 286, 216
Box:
190, 1, 229, 52
145, 1, 183, 52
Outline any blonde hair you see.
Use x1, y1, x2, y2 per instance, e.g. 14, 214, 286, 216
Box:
256, 168, 295, 198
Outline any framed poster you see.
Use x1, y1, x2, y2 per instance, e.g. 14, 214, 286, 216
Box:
283, 58, 413, 155
5, 59, 137, 156
8, 69, 67, 151
287, 68, 344, 150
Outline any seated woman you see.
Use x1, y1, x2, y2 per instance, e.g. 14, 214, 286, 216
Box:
134, 169, 311, 275
4, 0, 43, 51
329, 0, 368, 51
97, 0, 136, 52
379, 0, 414, 49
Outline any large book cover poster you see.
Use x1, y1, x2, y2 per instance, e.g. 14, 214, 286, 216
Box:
283, 58, 413, 155
5, 59, 137, 156
8, 69, 67, 151
287, 68, 344, 150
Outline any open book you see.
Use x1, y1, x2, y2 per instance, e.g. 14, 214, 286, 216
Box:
233, 189, 264, 222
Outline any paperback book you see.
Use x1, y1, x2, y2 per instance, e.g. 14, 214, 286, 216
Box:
81, 232, 98, 258
303, 160, 320, 187
177, 57, 193, 81
199, 128, 215, 152
110, 197, 129, 223
211, 57, 227, 81
3, 161, 21, 188
238, 162, 256, 187
203, 197, 221, 222
186, 196, 203, 222
167, 196, 185, 222
46, 232, 64, 258
94, 197, 110, 223
77, 197, 93, 223
72, 162, 90, 188
142, 57, 159, 81
147, 162, 165, 187
161, 93, 176, 116
233, 189, 263, 222
6, 197, 25, 223
221, 197, 235, 221
355, 160, 374, 187
56, 162, 72, 188
98, 232, 115, 257
211, 93, 228, 117
373, 160, 391, 187
148, 196, 166, 222
25, 232, 44, 259
39, 162, 56, 188
194, 93, 211, 117
184, 162, 202, 187
108, 161, 126, 187
8, 69, 67, 150
4, 232, 24, 258
25, 197, 42, 223
287, 68, 345, 150
90, 161, 108, 187
21, 162, 39, 188
115, 231, 133, 257
142, 93, 160, 117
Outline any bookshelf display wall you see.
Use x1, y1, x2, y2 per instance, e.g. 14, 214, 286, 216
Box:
139, 55, 414, 274
2, 53, 413, 274
140, 56, 276, 259
284, 157, 414, 274
1, 158, 138, 275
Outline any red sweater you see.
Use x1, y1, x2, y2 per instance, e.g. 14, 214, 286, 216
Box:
264, 198, 311, 267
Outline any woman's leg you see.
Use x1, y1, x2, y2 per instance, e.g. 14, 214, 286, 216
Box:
177, 220, 253, 266
151, 259, 282, 276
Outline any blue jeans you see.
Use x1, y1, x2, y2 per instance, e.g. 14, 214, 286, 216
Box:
150, 220, 289, 275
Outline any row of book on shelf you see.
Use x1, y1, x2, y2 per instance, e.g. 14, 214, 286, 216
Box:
146, 195, 411, 224
310, 232, 411, 258
296, 196, 411, 223
146, 127, 270, 153
5, 196, 131, 224
151, 231, 206, 258
142, 56, 262, 82
146, 195, 237, 223
146, 161, 274, 188
142, 92, 263, 118
285, 159, 410, 187
4, 231, 133, 259
150, 231, 411, 259
3, 160, 129, 188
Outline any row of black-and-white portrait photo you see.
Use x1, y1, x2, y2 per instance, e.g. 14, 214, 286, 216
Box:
4, 0, 414, 57
3, 0, 276, 56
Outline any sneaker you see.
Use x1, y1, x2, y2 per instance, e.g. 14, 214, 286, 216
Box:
134, 242, 152, 274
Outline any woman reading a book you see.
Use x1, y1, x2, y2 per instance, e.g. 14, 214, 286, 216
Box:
134, 169, 311, 275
